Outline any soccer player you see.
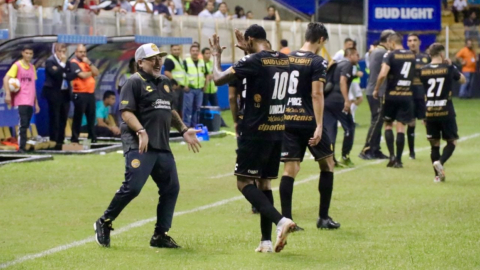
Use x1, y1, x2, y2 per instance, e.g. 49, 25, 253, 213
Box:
407, 34, 431, 159
210, 25, 296, 253
373, 33, 416, 168
324, 48, 359, 167
280, 22, 340, 230
420, 43, 465, 182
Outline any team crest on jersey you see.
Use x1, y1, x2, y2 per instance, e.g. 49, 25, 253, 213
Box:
146, 86, 153, 92
422, 57, 428, 63
254, 94, 262, 103
164, 84, 170, 93
131, 159, 141, 168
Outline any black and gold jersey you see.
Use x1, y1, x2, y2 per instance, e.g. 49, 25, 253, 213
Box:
383, 49, 416, 100
411, 52, 431, 99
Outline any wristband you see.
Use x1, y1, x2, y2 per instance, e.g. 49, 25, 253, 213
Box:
179, 128, 188, 137
136, 128, 145, 136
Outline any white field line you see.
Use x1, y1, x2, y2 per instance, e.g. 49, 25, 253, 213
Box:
1, 133, 478, 269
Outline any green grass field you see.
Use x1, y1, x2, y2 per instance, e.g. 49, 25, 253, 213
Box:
1, 98, 480, 269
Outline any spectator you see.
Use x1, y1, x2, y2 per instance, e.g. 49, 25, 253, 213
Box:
164, 44, 188, 115
119, 0, 132, 12
3, 45, 39, 152
279, 39, 290, 54
183, 44, 206, 127
213, 2, 230, 19
202, 47, 218, 106
70, 44, 100, 144
464, 11, 480, 44
453, 0, 468, 23
198, 0, 214, 18
167, 0, 176, 15
80, 91, 120, 137
43, 43, 75, 150
233, 5, 245, 19
153, 0, 170, 16
263, 5, 280, 21
246, 10, 253, 19
456, 39, 477, 98
130, 0, 153, 13
188, 0, 205, 15
118, 58, 136, 93
333, 38, 354, 62
171, 0, 183, 15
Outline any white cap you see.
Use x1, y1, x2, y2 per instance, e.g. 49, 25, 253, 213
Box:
135, 43, 168, 62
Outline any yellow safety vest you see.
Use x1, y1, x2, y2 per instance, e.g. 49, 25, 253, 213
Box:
185, 57, 205, 89
204, 60, 217, 94
166, 55, 187, 86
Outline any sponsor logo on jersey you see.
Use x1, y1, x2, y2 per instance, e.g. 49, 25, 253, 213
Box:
254, 94, 262, 102
164, 84, 170, 93
261, 58, 290, 66
152, 99, 171, 109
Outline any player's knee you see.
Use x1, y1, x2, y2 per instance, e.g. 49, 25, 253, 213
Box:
319, 157, 334, 172
283, 161, 300, 178
236, 177, 254, 191
256, 179, 271, 191
429, 139, 440, 147
447, 140, 457, 146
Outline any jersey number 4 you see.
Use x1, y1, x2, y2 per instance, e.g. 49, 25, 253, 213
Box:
427, 78, 445, 97
400, 62, 412, 78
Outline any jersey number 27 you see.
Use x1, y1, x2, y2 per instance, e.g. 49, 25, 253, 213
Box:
427, 78, 445, 97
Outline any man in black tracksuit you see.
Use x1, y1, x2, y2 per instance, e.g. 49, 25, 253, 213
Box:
93, 43, 201, 249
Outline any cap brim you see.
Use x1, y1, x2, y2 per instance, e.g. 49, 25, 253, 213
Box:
144, 51, 168, 59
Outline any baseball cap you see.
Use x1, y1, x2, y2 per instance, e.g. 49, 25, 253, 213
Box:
135, 43, 168, 62
244, 24, 267, 40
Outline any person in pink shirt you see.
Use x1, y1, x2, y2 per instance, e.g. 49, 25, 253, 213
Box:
3, 45, 39, 152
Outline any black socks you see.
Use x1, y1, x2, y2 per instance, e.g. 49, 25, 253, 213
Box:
441, 142, 456, 165
385, 129, 395, 158
279, 176, 295, 220
260, 190, 274, 241
241, 184, 283, 225
396, 132, 405, 163
319, 172, 334, 219
407, 125, 415, 155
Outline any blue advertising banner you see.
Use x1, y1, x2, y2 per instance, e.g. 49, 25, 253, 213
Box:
368, 0, 441, 32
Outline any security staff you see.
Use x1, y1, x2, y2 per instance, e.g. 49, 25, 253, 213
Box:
183, 44, 206, 127
164, 45, 188, 116
94, 43, 201, 249
70, 44, 99, 144
202, 47, 218, 106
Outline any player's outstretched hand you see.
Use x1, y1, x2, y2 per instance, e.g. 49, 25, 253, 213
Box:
184, 128, 202, 153
309, 126, 323, 146
234, 29, 248, 52
209, 34, 226, 57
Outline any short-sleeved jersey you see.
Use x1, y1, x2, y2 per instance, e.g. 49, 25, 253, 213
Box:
232, 50, 290, 140
326, 60, 354, 103
284, 50, 327, 129
119, 71, 174, 153
411, 52, 431, 99
420, 63, 461, 120
383, 49, 416, 100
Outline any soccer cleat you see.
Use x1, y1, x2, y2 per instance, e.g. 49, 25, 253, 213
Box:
274, 218, 296, 253
392, 161, 403, 168
358, 152, 374, 160
339, 156, 354, 168
387, 156, 396, 167
409, 153, 416, 160
94, 218, 114, 247
255, 240, 273, 253
374, 151, 389, 160
434, 176, 441, 183
150, 233, 181, 248
316, 217, 341, 230
433, 161, 445, 182
292, 224, 304, 232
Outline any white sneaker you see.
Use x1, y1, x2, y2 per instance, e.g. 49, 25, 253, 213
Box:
274, 218, 296, 253
434, 176, 441, 183
255, 240, 273, 253
433, 161, 445, 182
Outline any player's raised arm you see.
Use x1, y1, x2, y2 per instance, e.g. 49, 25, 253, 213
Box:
209, 34, 236, 86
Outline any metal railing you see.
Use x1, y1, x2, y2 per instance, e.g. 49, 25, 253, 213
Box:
2, 5, 366, 62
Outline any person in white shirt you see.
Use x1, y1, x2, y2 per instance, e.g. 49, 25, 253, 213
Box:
198, 1, 215, 38
453, 0, 469, 23
130, 0, 153, 13
332, 38, 354, 62
213, 2, 230, 19
198, 1, 214, 18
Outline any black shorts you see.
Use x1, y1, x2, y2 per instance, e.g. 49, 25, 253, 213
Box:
413, 98, 426, 120
382, 99, 414, 124
234, 138, 282, 179
281, 127, 333, 162
426, 118, 459, 141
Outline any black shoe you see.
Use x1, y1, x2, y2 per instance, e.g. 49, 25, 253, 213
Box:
409, 153, 416, 160
316, 217, 341, 230
387, 156, 396, 167
94, 218, 114, 247
150, 233, 181, 248
374, 151, 389, 160
292, 224, 304, 232
358, 152, 374, 160
392, 161, 403, 168
17, 149, 27, 154
252, 206, 259, 214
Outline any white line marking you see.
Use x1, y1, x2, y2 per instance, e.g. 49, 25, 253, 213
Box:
209, 172, 234, 179
1, 133, 478, 269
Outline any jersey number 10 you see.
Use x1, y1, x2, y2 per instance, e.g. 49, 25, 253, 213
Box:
427, 78, 445, 97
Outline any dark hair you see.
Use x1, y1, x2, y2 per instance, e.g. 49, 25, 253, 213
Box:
344, 47, 357, 57
344, 38, 354, 44
429, 43, 445, 57
22, 45, 33, 52
235, 5, 244, 17
128, 58, 136, 73
201, 47, 211, 54
380, 29, 395, 43
280, 39, 288, 47
171, 79, 179, 86
190, 44, 200, 51
55, 43, 67, 51
408, 33, 420, 39
244, 24, 267, 40
373, 40, 380, 46
171, 44, 180, 48
352, 40, 357, 49
294, 16, 302, 21
387, 33, 403, 44
246, 10, 252, 15
305, 22, 329, 43
266, 39, 271, 49
268, 5, 275, 10
218, 2, 227, 8
103, 90, 116, 100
